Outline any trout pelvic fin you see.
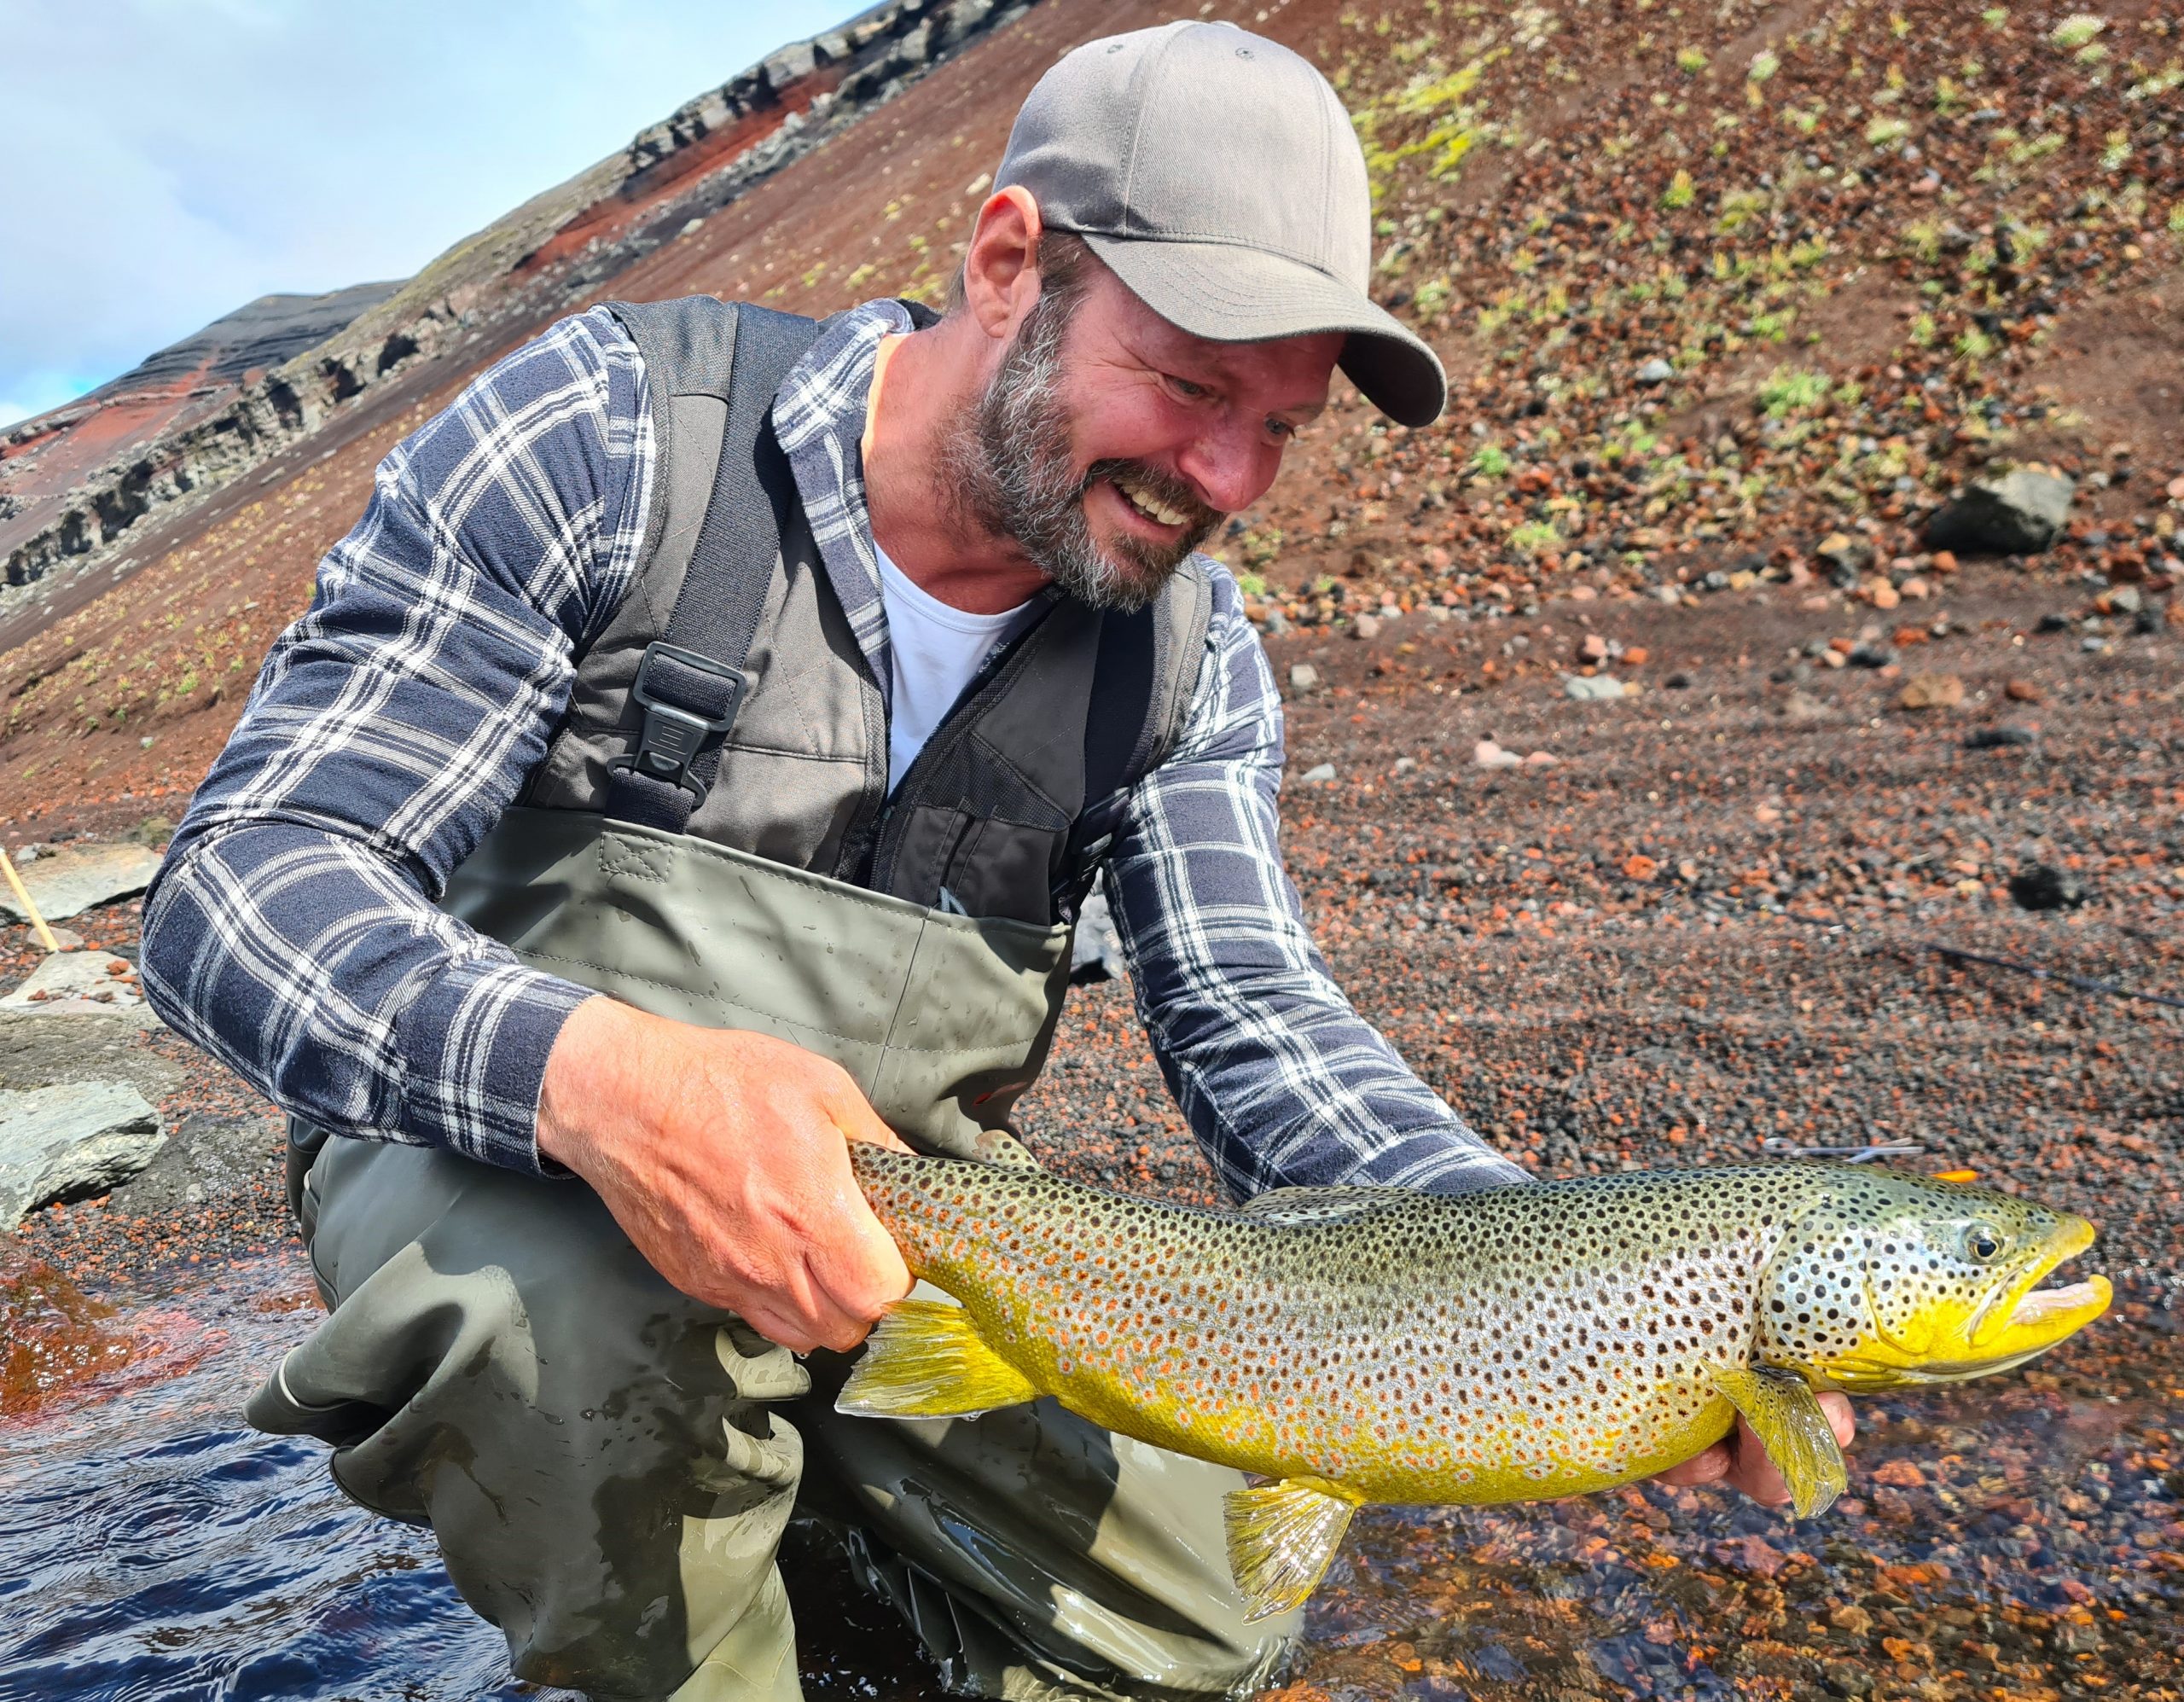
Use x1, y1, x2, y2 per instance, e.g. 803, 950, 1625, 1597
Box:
1222, 1476, 1365, 1623
835, 1298, 1038, 1420
1710, 1363, 1848, 1519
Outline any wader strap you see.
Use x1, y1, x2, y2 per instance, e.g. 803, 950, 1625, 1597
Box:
1056, 559, 1214, 914
602, 302, 822, 832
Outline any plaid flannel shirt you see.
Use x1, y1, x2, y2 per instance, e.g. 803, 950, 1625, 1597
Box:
141, 299, 1526, 1200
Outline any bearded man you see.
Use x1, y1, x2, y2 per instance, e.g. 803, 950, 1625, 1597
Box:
143, 20, 1850, 1702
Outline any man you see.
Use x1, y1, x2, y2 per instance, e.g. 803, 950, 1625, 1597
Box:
143, 20, 1851, 1702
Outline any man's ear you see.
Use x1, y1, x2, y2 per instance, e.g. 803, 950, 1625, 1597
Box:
961, 186, 1046, 343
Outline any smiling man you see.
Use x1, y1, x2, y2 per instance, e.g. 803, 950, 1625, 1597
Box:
143, 20, 1848, 1702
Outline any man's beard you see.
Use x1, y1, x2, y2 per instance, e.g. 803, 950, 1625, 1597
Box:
942, 292, 1223, 613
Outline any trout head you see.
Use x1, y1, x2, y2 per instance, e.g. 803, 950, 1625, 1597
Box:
1755, 1167, 2110, 1392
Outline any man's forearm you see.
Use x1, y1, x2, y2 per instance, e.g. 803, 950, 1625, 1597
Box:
140, 821, 593, 1170
1106, 575, 1529, 1201
537, 994, 653, 1171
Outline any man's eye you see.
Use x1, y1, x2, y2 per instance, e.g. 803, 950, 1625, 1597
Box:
1268, 418, 1299, 441
1166, 375, 1211, 400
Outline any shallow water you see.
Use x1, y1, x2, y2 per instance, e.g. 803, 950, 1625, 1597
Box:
3, 1252, 2178, 1701
0, 1252, 555, 1702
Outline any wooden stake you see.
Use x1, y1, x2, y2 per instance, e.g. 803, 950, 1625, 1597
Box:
0, 847, 61, 955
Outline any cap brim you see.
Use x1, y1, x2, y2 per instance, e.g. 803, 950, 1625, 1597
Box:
1080, 232, 1447, 427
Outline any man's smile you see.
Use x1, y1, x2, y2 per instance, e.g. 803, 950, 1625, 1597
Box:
1094, 473, 1192, 542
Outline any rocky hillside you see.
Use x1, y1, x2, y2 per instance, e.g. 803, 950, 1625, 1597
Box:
0, 0, 1033, 646
0, 0, 2178, 833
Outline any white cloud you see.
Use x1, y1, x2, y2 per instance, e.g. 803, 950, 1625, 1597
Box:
0, 0, 859, 415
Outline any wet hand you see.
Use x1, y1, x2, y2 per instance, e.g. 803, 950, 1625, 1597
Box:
1650, 1391, 1856, 1504
537, 996, 914, 1354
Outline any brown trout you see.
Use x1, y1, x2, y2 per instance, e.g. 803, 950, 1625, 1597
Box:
839, 1151, 2108, 1619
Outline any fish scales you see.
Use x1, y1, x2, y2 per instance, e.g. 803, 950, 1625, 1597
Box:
843, 1147, 2108, 1618
863, 1158, 1823, 1502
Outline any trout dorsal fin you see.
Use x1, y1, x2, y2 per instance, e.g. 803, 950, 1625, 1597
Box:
836, 1298, 1038, 1420
1222, 1476, 1366, 1622
1708, 1364, 1848, 1519
1237, 1187, 1414, 1228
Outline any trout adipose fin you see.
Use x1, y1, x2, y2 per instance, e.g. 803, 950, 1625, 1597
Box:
1709, 1365, 1848, 1518
837, 1299, 1038, 1419
1222, 1476, 1366, 1623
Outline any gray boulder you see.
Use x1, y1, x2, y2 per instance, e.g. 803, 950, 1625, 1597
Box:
1, 840, 163, 923
0, 950, 145, 1014
1925, 468, 2075, 555
0, 1080, 165, 1227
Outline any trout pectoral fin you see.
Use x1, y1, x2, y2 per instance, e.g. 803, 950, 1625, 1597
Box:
1709, 1364, 1848, 1519
1222, 1476, 1365, 1624
835, 1299, 1038, 1420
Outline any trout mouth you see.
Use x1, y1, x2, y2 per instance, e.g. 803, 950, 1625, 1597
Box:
1955, 1213, 2110, 1367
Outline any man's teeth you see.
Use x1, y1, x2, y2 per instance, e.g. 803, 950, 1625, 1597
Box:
1113, 477, 1187, 527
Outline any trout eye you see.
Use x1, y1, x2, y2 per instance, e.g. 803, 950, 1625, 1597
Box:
1965, 1224, 2006, 1263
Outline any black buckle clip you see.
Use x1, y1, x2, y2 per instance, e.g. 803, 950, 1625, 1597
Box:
608, 643, 748, 803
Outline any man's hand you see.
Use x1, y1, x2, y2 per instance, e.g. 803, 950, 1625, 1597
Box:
1650, 1391, 1856, 1504
537, 996, 914, 1353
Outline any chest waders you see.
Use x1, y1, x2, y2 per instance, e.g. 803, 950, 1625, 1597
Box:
250, 299, 1292, 1701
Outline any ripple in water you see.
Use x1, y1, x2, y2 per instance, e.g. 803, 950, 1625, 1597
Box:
0, 1249, 560, 1702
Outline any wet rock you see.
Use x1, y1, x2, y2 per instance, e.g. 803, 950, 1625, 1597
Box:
1352, 614, 1381, 642
1898, 672, 1965, 711
1926, 468, 2076, 555
0, 950, 144, 1014
1780, 690, 1831, 724
1562, 674, 1625, 701
1633, 357, 1675, 386
2004, 679, 2042, 703
1298, 763, 1338, 784
0, 1009, 182, 1101
0, 841, 163, 924
1288, 663, 1321, 695
1473, 738, 1524, 770
1963, 725, 2036, 749
0, 1081, 165, 1228
2009, 865, 2088, 911
1069, 891, 1127, 985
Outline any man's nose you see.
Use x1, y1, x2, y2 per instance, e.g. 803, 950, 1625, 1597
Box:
1177, 419, 1281, 516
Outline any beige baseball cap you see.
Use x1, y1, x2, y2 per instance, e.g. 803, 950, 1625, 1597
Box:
995, 20, 1446, 427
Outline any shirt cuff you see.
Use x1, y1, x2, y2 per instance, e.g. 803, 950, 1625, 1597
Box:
394, 957, 598, 1174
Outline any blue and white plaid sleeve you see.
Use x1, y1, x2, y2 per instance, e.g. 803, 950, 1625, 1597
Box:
138, 310, 653, 1173
1106, 565, 1531, 1201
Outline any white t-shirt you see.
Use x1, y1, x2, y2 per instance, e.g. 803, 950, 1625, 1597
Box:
875, 544, 1039, 793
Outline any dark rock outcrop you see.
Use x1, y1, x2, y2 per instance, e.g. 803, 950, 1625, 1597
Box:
1924, 468, 2077, 556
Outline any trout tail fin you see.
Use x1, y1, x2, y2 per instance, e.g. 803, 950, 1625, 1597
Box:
836, 1298, 1039, 1420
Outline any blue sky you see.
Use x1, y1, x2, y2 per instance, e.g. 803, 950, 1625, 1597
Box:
0, 0, 860, 427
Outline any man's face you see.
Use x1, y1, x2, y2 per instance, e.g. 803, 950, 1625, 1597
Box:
949, 255, 1341, 612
